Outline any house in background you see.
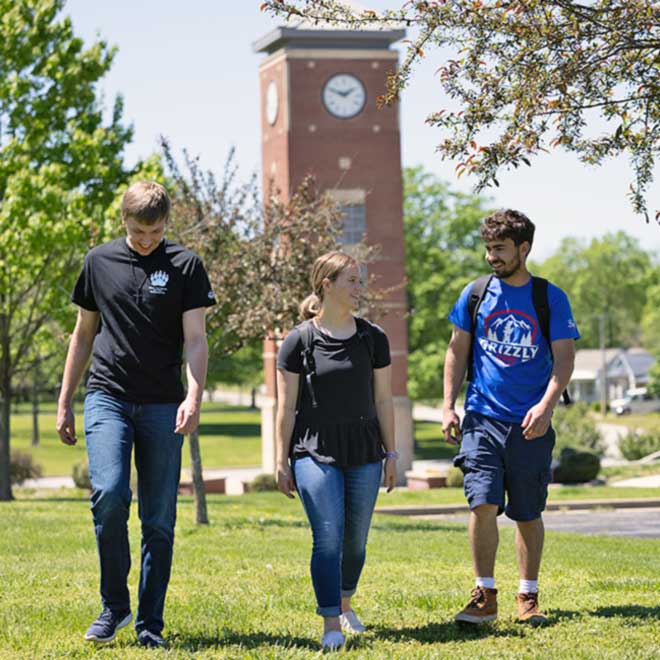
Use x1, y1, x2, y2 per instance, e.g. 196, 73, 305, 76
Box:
569, 348, 656, 403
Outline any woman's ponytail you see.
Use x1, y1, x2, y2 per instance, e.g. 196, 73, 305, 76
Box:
299, 293, 322, 320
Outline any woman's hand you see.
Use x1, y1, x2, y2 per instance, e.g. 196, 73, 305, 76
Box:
383, 458, 397, 493
277, 465, 296, 499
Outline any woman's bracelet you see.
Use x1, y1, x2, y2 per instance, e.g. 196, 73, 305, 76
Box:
384, 451, 399, 460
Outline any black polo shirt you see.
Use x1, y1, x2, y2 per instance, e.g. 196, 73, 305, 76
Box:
72, 237, 216, 403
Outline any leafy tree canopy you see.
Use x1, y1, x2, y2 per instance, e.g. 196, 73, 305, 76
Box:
263, 0, 659, 220
0, 0, 132, 500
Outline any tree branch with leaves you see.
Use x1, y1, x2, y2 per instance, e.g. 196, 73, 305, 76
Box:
262, 0, 659, 221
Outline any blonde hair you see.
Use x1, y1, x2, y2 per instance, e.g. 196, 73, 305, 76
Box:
299, 251, 358, 320
122, 181, 171, 225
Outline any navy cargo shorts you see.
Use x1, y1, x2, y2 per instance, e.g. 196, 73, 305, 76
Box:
453, 411, 555, 522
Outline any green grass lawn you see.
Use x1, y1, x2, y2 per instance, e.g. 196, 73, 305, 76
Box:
10, 403, 262, 476
10, 405, 454, 477
1, 491, 659, 659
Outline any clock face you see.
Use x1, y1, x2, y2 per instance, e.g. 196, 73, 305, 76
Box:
266, 81, 278, 125
322, 73, 366, 119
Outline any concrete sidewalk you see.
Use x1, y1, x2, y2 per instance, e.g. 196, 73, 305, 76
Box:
20, 465, 264, 492
376, 496, 660, 517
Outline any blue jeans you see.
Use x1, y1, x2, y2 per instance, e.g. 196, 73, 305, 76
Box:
84, 390, 183, 634
292, 457, 382, 617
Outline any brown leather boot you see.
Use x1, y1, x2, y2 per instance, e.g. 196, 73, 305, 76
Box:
516, 591, 548, 624
454, 586, 498, 624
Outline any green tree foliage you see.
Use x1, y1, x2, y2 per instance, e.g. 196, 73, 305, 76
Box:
262, 0, 659, 220
641, 282, 660, 356
403, 166, 489, 399
537, 232, 653, 348
206, 342, 263, 394
0, 0, 132, 500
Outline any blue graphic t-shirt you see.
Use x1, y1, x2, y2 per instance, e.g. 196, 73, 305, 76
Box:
448, 276, 580, 423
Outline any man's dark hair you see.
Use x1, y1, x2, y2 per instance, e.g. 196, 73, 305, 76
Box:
480, 209, 535, 247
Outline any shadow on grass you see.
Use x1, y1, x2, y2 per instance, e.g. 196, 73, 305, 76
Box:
370, 621, 527, 644
173, 630, 317, 651
590, 605, 660, 620
197, 422, 260, 438
545, 609, 582, 624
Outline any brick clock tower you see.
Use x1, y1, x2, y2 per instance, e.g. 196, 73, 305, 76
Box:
254, 22, 413, 482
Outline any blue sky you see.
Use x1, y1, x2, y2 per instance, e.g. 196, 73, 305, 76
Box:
64, 0, 660, 261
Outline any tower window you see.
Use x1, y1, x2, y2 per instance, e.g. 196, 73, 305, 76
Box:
340, 203, 366, 245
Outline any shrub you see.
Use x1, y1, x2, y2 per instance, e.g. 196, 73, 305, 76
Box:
553, 403, 604, 457
619, 430, 660, 461
445, 466, 464, 488
72, 461, 91, 490
10, 451, 42, 485
249, 473, 278, 492
553, 448, 601, 484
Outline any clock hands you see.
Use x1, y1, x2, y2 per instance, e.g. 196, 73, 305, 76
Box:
329, 87, 356, 98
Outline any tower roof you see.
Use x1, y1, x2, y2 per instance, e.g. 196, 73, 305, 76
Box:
254, 3, 405, 54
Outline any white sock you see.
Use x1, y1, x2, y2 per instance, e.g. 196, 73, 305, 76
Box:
519, 579, 538, 594
476, 577, 495, 589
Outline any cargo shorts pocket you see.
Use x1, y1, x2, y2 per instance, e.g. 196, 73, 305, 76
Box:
453, 453, 474, 475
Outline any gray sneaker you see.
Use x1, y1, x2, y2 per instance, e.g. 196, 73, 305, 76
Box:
137, 629, 167, 648
84, 608, 132, 642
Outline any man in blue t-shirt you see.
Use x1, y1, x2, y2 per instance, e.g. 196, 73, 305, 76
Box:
443, 209, 579, 626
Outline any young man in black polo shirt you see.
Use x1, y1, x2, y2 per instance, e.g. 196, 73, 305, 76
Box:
56, 181, 216, 647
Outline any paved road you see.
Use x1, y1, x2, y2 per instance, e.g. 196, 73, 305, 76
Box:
416, 507, 660, 538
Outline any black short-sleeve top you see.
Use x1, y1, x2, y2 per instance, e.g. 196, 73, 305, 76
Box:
71, 237, 216, 403
277, 317, 391, 466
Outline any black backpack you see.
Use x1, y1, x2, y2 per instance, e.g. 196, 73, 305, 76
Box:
466, 274, 571, 406
296, 317, 375, 411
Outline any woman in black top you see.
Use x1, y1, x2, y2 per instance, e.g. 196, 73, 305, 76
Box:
276, 251, 397, 651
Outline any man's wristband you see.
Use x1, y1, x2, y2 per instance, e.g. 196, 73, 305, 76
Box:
384, 451, 399, 460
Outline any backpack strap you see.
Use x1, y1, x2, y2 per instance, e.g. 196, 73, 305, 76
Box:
355, 317, 376, 368
466, 275, 493, 382
531, 277, 551, 344
531, 276, 572, 406
297, 320, 318, 410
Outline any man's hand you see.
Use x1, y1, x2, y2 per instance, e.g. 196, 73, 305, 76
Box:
175, 398, 201, 435
521, 403, 552, 440
277, 465, 296, 499
442, 408, 462, 445
383, 458, 397, 493
56, 404, 77, 445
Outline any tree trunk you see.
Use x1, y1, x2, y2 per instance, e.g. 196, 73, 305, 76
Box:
250, 387, 257, 409
0, 375, 13, 501
188, 429, 208, 524
31, 369, 39, 447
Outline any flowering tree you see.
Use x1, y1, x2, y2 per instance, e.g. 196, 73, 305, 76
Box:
262, 0, 659, 221
162, 141, 380, 522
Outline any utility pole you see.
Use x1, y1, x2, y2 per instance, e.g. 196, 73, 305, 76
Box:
599, 314, 608, 416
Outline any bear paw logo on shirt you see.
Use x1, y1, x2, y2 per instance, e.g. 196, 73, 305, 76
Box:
480, 311, 540, 366
148, 270, 169, 294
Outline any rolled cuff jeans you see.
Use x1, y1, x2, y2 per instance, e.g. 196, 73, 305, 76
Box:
84, 390, 183, 634
292, 456, 382, 617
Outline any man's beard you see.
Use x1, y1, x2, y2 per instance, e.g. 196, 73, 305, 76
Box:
491, 254, 522, 278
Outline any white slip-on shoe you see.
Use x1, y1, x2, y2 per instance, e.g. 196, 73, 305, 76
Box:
321, 630, 345, 650
340, 609, 366, 634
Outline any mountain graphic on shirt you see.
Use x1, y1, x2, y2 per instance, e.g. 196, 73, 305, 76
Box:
487, 314, 533, 346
